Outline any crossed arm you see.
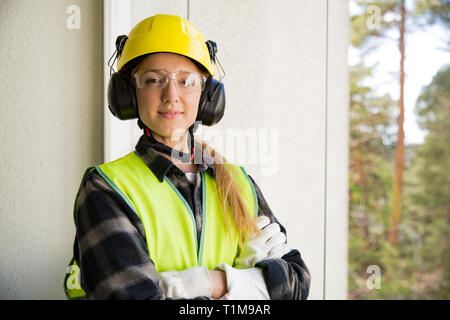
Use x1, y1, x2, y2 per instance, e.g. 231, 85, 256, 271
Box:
157, 216, 291, 300
74, 170, 310, 299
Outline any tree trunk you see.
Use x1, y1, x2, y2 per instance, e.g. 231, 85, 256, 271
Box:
388, 0, 406, 246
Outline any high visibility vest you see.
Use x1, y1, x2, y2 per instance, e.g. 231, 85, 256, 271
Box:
64, 151, 258, 299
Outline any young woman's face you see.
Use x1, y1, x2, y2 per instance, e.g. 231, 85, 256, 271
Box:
134, 53, 204, 141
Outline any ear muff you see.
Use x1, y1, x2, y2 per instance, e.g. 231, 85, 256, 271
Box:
107, 35, 225, 125
196, 77, 225, 126
196, 40, 225, 126
107, 34, 139, 120
107, 71, 138, 120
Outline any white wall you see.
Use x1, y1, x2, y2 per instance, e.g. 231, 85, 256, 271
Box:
192, 0, 329, 300
325, 0, 349, 299
105, 0, 349, 300
0, 0, 348, 299
0, 0, 103, 299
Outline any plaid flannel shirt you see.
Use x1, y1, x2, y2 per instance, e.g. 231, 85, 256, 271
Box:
72, 134, 311, 299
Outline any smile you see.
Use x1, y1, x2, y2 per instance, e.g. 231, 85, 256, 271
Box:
159, 111, 182, 119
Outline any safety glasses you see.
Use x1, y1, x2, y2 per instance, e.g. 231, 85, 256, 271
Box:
133, 69, 207, 92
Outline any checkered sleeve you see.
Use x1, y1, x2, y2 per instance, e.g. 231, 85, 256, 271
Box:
73, 169, 164, 300
248, 175, 311, 300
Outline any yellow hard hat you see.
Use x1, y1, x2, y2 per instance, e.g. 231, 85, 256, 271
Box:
117, 14, 215, 76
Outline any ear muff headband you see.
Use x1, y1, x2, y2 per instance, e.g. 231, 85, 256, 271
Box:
107, 72, 138, 120
206, 40, 217, 64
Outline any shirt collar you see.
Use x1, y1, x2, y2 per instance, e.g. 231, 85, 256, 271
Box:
135, 133, 216, 183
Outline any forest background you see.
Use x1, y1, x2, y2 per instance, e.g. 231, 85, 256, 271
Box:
348, 0, 449, 299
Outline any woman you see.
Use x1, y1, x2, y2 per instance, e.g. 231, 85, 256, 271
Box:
64, 14, 310, 300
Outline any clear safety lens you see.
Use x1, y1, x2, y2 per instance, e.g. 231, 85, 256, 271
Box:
134, 70, 207, 92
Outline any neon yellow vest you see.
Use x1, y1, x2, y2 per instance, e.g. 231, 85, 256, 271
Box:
64, 151, 258, 299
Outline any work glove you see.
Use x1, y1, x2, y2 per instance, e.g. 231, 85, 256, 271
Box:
215, 263, 270, 300
158, 266, 212, 299
234, 216, 291, 269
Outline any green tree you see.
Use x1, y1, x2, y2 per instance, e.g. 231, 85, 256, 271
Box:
414, 65, 450, 218
348, 63, 397, 298
412, 0, 450, 27
409, 65, 450, 298
349, 0, 449, 299
351, 0, 449, 245
351, 0, 407, 245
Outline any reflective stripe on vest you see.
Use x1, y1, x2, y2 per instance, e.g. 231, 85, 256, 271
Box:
64, 151, 258, 299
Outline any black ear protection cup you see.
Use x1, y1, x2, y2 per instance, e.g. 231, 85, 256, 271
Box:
107, 36, 226, 126
107, 34, 139, 120
107, 72, 138, 120
195, 40, 226, 126
196, 77, 225, 126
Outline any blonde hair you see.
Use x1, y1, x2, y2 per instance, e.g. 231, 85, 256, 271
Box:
199, 140, 260, 246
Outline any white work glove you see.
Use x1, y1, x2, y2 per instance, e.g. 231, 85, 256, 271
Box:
215, 263, 270, 300
158, 266, 212, 299
234, 216, 291, 269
